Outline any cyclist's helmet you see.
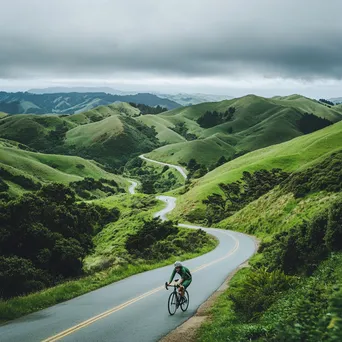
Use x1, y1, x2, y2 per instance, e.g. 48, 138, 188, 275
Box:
174, 261, 182, 268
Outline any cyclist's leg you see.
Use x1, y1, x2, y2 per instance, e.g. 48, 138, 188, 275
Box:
181, 279, 191, 298
183, 279, 191, 289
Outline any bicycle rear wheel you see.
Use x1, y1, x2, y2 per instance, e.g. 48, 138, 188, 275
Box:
180, 290, 189, 312
168, 292, 178, 315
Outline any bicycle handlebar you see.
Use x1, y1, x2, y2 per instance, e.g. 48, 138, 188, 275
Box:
165, 279, 181, 290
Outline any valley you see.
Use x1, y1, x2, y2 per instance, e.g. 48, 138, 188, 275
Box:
0, 93, 342, 341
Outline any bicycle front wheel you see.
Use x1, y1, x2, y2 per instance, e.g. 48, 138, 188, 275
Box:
180, 290, 189, 312
168, 292, 178, 315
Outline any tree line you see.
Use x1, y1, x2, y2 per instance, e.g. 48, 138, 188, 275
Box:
197, 107, 236, 128
0, 183, 120, 298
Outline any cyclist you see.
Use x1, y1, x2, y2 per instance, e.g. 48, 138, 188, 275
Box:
168, 261, 192, 300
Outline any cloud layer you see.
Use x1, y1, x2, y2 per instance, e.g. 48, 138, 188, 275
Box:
1, 0, 342, 94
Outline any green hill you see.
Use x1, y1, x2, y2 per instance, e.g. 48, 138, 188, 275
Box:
0, 91, 181, 114
173, 120, 342, 220
0, 103, 160, 167
140, 94, 342, 167
68, 102, 140, 125
65, 114, 159, 166
0, 140, 128, 197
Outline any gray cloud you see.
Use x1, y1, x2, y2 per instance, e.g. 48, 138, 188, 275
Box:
1, 0, 342, 82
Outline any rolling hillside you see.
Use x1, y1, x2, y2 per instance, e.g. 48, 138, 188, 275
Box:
0, 139, 129, 197
140, 94, 342, 167
0, 103, 160, 167
172, 120, 342, 220
0, 91, 181, 115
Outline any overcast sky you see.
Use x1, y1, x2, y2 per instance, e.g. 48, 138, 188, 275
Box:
1, 0, 342, 98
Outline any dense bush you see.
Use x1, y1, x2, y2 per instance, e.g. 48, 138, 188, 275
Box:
297, 112, 332, 135
197, 107, 235, 128
187, 158, 208, 178
126, 218, 178, 258
129, 102, 167, 114
203, 168, 289, 224
125, 218, 210, 260
171, 122, 197, 141
259, 198, 342, 276
70, 177, 123, 199
319, 99, 335, 106
0, 183, 120, 298
0, 177, 9, 192
0, 167, 41, 190
229, 268, 295, 322
283, 150, 342, 198
125, 159, 182, 194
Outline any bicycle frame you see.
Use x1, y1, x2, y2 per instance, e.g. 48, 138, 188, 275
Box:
165, 279, 189, 315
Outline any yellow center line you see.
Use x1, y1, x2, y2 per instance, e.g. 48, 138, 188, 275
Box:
42, 231, 239, 342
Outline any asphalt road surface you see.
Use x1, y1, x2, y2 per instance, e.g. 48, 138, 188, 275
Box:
139, 155, 187, 179
128, 180, 138, 194
0, 159, 257, 342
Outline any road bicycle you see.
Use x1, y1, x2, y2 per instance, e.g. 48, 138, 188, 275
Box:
165, 279, 189, 315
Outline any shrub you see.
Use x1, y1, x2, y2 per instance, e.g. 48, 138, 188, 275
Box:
229, 268, 295, 321
0, 183, 120, 298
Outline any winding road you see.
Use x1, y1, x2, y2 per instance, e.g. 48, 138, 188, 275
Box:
128, 180, 138, 194
0, 158, 257, 342
139, 155, 187, 179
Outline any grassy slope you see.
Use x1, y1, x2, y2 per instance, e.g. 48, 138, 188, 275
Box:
0, 103, 158, 166
137, 157, 185, 190
146, 134, 236, 166
0, 112, 7, 119
172, 121, 342, 219
137, 114, 185, 144
0, 143, 128, 191
68, 102, 140, 125
66, 115, 124, 147
141, 95, 342, 166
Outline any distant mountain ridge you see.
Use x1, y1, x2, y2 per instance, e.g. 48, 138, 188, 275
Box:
154, 92, 233, 106
28, 87, 233, 106
329, 97, 342, 104
28, 87, 133, 95
0, 91, 181, 114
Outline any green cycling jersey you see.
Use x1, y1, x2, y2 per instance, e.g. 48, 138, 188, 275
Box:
169, 266, 192, 284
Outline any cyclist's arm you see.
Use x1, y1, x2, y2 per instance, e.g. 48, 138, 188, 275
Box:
168, 269, 176, 284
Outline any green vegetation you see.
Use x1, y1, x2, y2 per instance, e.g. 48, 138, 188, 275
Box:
84, 194, 216, 273
0, 103, 161, 168
0, 141, 128, 197
65, 115, 159, 167
124, 156, 184, 194
197, 107, 235, 128
0, 193, 217, 322
0, 91, 180, 114
197, 132, 342, 341
198, 203, 342, 341
203, 168, 289, 224
141, 94, 342, 167
0, 183, 120, 299
129, 102, 167, 114
319, 98, 335, 106
173, 121, 342, 221
171, 122, 197, 140
198, 253, 342, 342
